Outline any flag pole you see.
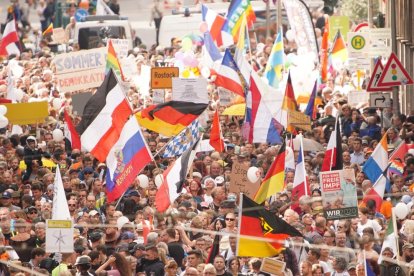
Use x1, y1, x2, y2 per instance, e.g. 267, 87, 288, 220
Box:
299, 134, 308, 196
391, 207, 400, 262
236, 193, 244, 257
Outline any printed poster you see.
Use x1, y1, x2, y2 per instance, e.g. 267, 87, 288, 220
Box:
320, 169, 358, 220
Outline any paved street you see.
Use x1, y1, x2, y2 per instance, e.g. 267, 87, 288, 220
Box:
0, 0, 177, 47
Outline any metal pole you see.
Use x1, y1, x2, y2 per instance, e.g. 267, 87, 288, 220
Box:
368, 0, 374, 72
266, 0, 270, 38
390, 0, 400, 115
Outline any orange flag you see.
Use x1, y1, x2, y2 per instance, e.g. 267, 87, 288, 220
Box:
209, 109, 224, 152
320, 18, 329, 83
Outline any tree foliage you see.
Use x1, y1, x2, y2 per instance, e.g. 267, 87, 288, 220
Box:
338, 0, 379, 23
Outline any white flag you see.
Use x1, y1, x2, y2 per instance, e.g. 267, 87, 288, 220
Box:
96, 0, 115, 15
52, 166, 71, 220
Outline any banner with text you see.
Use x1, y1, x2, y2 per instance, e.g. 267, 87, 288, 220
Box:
320, 169, 358, 220
53, 48, 106, 93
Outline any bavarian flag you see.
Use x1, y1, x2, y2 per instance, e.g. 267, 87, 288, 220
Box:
238, 194, 303, 257
135, 101, 208, 137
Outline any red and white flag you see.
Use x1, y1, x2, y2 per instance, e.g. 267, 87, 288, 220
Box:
64, 110, 81, 150
201, 4, 233, 47
209, 109, 224, 152
76, 70, 132, 162
321, 119, 343, 171
0, 19, 20, 57
291, 134, 309, 210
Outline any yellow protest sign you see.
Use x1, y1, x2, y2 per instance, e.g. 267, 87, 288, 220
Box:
151, 67, 179, 89
4, 102, 49, 125
288, 110, 311, 131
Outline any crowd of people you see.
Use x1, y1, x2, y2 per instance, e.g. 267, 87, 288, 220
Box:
0, 0, 413, 276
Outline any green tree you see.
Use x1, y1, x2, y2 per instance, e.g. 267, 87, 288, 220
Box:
338, 0, 379, 23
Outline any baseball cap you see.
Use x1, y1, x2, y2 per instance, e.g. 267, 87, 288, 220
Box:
89, 232, 102, 243
403, 243, 414, 250
2, 192, 11, 199
127, 190, 140, 197
215, 176, 225, 185
88, 210, 99, 217
120, 231, 135, 240
192, 172, 202, 179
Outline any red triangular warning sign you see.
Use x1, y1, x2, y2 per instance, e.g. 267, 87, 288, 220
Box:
378, 52, 414, 86
366, 60, 392, 92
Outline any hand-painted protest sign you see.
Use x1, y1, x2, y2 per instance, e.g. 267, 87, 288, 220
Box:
320, 169, 358, 220
229, 161, 260, 198
109, 39, 130, 59
260, 258, 286, 275
53, 48, 106, 93
288, 110, 311, 131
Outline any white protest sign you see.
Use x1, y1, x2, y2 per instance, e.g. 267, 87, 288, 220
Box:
53, 48, 106, 93
172, 78, 209, 104
152, 89, 165, 104
218, 88, 235, 106
46, 220, 74, 253
119, 57, 138, 80
347, 91, 369, 108
109, 39, 130, 59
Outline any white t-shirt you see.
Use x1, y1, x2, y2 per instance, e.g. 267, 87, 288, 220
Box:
357, 219, 382, 237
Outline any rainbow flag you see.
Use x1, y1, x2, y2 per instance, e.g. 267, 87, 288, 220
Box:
389, 160, 404, 176
264, 27, 284, 88
106, 40, 124, 80
42, 23, 53, 36
222, 0, 256, 41
254, 142, 286, 204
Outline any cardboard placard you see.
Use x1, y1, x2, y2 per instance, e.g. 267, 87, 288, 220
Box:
54, 48, 107, 93
229, 161, 260, 198
151, 67, 179, 89
52, 27, 66, 44
288, 110, 311, 131
260, 258, 286, 275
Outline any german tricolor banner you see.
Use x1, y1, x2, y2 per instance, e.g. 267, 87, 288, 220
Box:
237, 194, 303, 257
135, 101, 208, 137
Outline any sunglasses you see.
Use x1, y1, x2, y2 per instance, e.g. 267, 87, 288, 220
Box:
29, 211, 38, 214
225, 218, 235, 221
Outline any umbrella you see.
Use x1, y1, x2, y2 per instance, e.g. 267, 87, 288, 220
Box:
222, 103, 246, 116
293, 136, 324, 152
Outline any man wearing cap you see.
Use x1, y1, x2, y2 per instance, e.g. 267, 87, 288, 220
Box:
131, 243, 146, 272
1, 191, 21, 211
400, 243, 414, 275
380, 247, 404, 276
74, 255, 94, 276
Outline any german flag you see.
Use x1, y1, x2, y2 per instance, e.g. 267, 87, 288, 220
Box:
42, 23, 53, 36
282, 73, 298, 134
238, 194, 303, 257
135, 101, 208, 137
254, 142, 286, 204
